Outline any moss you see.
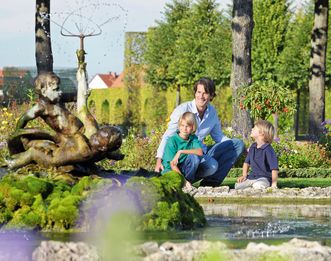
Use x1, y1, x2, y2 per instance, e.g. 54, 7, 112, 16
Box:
17, 176, 54, 198
125, 171, 205, 231
20, 192, 35, 206
0, 171, 205, 232
0, 208, 13, 224
7, 205, 32, 228
31, 194, 47, 227
71, 176, 101, 195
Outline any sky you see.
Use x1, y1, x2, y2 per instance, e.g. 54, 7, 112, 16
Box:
0, 0, 234, 79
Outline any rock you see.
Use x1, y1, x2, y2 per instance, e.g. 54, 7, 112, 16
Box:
32, 241, 99, 261
138, 241, 159, 256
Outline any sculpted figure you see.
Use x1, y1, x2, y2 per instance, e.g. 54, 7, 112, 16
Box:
6, 126, 122, 169
6, 71, 122, 170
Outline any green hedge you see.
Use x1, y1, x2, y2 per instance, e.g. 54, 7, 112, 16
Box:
228, 168, 331, 178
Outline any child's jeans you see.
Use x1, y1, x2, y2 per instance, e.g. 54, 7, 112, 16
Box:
179, 154, 218, 183
179, 138, 245, 186
235, 177, 270, 190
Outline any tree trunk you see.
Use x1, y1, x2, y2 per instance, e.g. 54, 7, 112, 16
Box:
35, 0, 53, 73
308, 0, 328, 140
230, 0, 254, 139
175, 85, 181, 108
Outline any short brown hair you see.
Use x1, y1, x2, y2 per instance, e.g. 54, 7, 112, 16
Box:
254, 120, 275, 143
178, 112, 197, 133
193, 77, 216, 101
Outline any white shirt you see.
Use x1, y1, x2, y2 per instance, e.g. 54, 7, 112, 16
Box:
156, 99, 229, 158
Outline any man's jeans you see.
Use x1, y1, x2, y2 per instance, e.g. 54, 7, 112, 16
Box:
180, 139, 245, 186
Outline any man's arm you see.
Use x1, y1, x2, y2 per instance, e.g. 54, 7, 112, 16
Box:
16, 104, 42, 130
209, 109, 230, 143
155, 105, 186, 172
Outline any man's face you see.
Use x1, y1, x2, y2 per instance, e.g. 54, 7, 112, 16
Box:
195, 84, 212, 111
41, 77, 62, 102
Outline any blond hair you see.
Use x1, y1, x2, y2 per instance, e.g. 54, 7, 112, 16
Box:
178, 112, 197, 133
254, 120, 275, 143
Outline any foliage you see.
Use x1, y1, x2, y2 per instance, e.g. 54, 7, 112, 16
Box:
144, 0, 191, 89
238, 80, 296, 120
124, 32, 146, 128
276, 6, 313, 90
99, 126, 167, 171
320, 119, 331, 153
144, 0, 232, 91
273, 138, 330, 169
252, 0, 291, 82
170, 0, 231, 88
2, 67, 34, 103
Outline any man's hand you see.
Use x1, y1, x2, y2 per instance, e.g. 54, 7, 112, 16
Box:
154, 158, 164, 173
237, 175, 247, 183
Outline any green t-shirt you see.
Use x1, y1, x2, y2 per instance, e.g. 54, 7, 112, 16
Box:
162, 132, 202, 174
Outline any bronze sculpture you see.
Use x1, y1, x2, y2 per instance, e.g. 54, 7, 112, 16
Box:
5, 72, 123, 170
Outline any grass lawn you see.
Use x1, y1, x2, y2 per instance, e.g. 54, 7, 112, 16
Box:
221, 178, 331, 189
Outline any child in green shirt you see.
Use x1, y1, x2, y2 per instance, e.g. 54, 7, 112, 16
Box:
162, 112, 203, 188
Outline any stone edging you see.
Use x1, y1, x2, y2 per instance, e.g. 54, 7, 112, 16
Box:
184, 186, 331, 200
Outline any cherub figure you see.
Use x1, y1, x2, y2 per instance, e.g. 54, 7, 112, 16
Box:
6, 125, 122, 169
6, 71, 122, 170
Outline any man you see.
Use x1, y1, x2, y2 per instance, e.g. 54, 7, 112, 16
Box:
155, 77, 244, 187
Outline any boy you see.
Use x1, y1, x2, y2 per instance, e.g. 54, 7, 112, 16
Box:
162, 112, 204, 188
235, 120, 279, 190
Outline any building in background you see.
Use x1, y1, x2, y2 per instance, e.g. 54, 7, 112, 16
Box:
0, 67, 77, 104
88, 72, 119, 89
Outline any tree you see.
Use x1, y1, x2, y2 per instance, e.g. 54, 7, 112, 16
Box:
35, 0, 53, 73
277, 6, 313, 90
308, 0, 328, 139
170, 0, 230, 88
250, 0, 291, 137
124, 32, 146, 130
144, 0, 232, 107
230, 0, 254, 139
252, 0, 290, 82
144, 0, 191, 106
276, 4, 313, 138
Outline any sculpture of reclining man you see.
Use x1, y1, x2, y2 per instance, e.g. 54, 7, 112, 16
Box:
5, 71, 123, 170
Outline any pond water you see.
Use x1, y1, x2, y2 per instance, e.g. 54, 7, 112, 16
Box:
142, 203, 331, 248
0, 203, 330, 259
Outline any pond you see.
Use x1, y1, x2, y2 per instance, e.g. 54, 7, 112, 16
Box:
142, 203, 331, 248
0, 203, 330, 259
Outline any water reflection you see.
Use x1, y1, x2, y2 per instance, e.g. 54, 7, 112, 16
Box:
199, 203, 331, 245
142, 203, 331, 248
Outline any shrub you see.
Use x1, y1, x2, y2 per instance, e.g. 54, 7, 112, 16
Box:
100, 126, 166, 172
273, 137, 330, 168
